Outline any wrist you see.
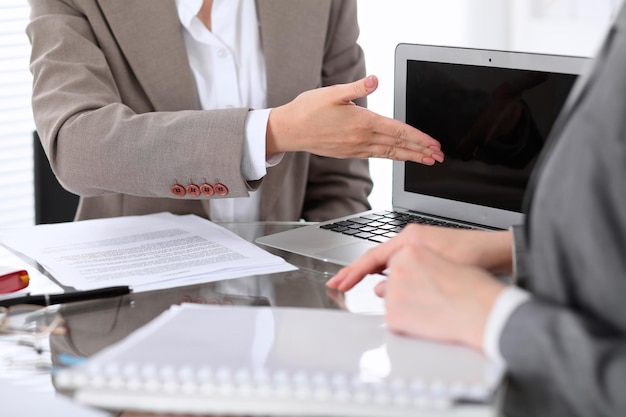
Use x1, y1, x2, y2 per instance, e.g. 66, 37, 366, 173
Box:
266, 105, 295, 155
466, 278, 507, 351
481, 230, 514, 274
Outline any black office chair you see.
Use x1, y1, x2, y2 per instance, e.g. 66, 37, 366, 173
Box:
33, 131, 80, 224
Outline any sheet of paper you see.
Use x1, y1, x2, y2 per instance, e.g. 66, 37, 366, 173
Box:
0, 213, 295, 292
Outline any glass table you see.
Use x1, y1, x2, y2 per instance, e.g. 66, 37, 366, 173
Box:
49, 222, 356, 363
1, 221, 496, 417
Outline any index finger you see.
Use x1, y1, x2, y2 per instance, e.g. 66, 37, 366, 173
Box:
326, 237, 405, 292
373, 115, 443, 152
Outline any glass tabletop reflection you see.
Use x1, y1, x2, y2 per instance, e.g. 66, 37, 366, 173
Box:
50, 222, 353, 363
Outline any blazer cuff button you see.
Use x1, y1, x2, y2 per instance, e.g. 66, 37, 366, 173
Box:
186, 184, 201, 197
200, 183, 215, 196
171, 184, 186, 197
214, 183, 228, 195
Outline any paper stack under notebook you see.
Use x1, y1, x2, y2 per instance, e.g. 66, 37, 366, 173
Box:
55, 304, 504, 417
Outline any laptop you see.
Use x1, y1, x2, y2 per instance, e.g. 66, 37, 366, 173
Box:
256, 43, 589, 266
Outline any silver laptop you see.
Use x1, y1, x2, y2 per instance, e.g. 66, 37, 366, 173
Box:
256, 43, 588, 266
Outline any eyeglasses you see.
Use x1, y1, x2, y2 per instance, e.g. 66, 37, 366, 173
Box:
0, 304, 63, 337
0, 305, 64, 371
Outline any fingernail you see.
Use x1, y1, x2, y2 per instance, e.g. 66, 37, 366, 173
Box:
365, 75, 375, 89
326, 273, 341, 287
432, 153, 444, 163
422, 157, 435, 166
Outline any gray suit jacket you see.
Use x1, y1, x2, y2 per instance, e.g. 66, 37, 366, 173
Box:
503, 5, 626, 416
27, 0, 372, 222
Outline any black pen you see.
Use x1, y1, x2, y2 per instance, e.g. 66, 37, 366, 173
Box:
0, 286, 131, 308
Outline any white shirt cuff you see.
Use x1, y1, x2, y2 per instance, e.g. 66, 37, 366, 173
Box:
242, 108, 278, 180
483, 286, 532, 366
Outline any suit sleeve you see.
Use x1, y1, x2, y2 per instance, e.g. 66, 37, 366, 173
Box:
301, 0, 373, 221
505, 227, 626, 416
27, 0, 253, 199
500, 299, 626, 416
498, 16, 626, 415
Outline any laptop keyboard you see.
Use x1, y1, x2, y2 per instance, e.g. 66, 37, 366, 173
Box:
319, 211, 475, 244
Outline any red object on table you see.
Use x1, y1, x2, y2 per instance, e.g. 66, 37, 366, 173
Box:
0, 270, 30, 294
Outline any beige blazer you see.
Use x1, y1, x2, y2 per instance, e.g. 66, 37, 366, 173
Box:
27, 0, 372, 222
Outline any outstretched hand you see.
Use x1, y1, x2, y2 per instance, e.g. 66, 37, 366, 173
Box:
266, 75, 445, 165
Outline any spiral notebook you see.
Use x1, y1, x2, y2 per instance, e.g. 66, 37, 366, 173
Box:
55, 304, 504, 416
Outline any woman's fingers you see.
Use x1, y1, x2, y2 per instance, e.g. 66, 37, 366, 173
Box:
332, 75, 380, 104
267, 74, 445, 165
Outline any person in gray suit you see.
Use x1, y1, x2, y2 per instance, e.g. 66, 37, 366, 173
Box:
328, 4, 626, 416
27, 0, 443, 223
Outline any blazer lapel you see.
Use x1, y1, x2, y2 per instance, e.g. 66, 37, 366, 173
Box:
97, 0, 200, 111
256, 0, 330, 107
256, 0, 331, 218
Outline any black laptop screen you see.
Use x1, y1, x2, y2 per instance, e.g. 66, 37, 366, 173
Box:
404, 60, 577, 212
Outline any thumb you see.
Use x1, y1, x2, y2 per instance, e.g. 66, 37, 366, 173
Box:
336, 75, 379, 103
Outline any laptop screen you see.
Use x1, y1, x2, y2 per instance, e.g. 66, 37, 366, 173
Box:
393, 44, 588, 228
404, 60, 577, 212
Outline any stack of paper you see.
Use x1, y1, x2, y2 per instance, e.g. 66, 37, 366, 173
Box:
0, 213, 295, 293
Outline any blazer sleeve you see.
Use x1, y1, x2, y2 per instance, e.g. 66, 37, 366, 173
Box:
500, 299, 626, 416
500, 16, 626, 414
27, 0, 253, 199
302, 0, 373, 221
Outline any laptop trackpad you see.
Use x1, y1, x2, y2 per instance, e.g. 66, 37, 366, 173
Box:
313, 241, 377, 266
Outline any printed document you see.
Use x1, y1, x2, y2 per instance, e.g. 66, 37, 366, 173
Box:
0, 213, 295, 292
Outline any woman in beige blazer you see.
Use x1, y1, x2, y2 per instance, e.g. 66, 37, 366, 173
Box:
27, 0, 443, 222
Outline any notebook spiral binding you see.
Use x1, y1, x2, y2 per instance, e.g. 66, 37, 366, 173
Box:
57, 362, 491, 411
